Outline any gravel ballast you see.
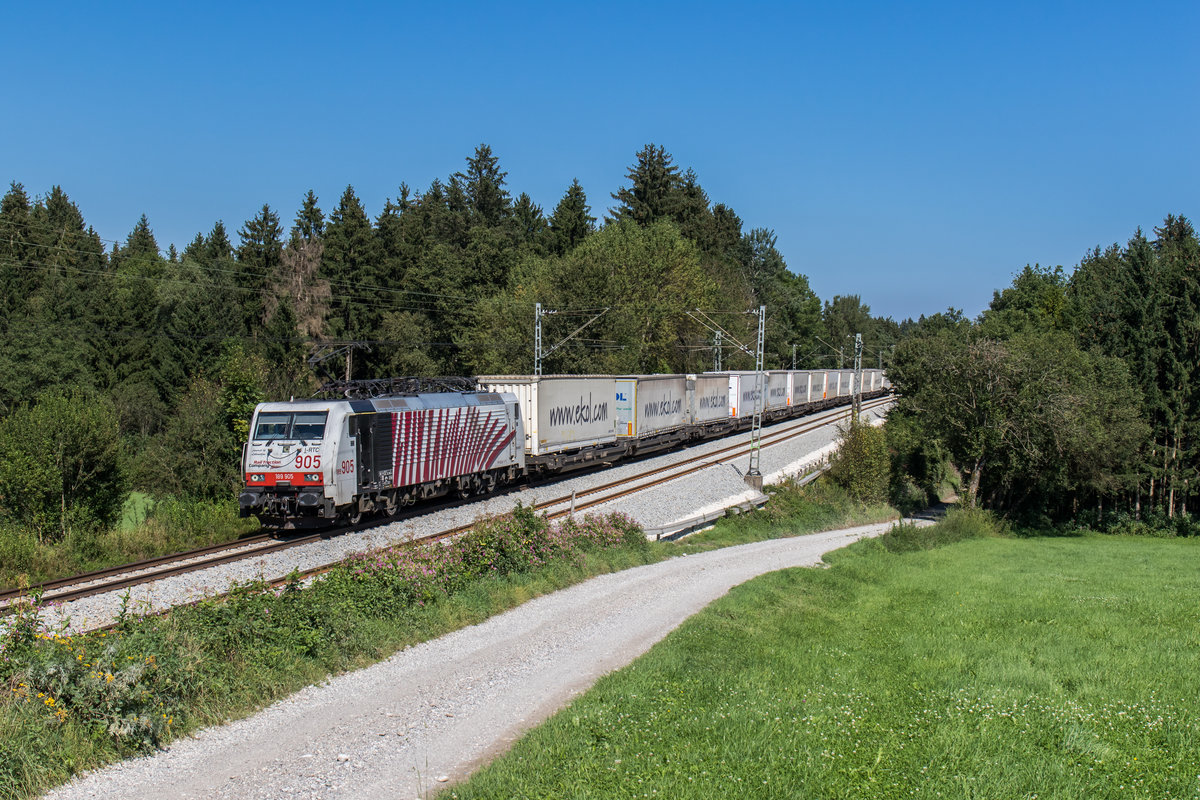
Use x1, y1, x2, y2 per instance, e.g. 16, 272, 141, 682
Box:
42, 518, 917, 800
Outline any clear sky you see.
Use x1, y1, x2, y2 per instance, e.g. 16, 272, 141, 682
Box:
2, 1, 1196, 321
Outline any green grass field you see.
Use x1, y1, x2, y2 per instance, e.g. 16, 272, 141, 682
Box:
448, 532, 1200, 799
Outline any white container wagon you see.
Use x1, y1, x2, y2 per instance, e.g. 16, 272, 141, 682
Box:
615, 374, 691, 452
476, 375, 622, 470
720, 370, 790, 418
689, 373, 733, 433
789, 370, 821, 405
703, 372, 760, 423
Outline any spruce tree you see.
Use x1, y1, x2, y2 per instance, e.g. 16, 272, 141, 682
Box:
512, 192, 547, 252
122, 214, 160, 260
321, 185, 383, 355
456, 144, 512, 227
293, 190, 324, 242
0, 184, 35, 319
203, 220, 233, 263
609, 143, 683, 226
547, 178, 595, 254
237, 204, 284, 334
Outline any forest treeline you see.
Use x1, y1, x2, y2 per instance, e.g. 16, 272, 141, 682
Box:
889, 215, 1200, 527
0, 143, 898, 542
3, 140, 1195, 549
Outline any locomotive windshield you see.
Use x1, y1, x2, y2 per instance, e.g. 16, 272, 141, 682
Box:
253, 411, 327, 441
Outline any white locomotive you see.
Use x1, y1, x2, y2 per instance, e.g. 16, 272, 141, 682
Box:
240, 391, 524, 527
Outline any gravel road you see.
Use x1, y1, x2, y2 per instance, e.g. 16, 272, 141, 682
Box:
42, 519, 908, 800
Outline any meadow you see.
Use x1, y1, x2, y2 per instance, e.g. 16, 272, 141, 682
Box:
448, 522, 1200, 799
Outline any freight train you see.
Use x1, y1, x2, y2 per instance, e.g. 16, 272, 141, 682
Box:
238, 370, 890, 527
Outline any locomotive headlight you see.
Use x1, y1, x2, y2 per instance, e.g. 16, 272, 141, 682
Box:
304, 473, 322, 483
249, 473, 266, 483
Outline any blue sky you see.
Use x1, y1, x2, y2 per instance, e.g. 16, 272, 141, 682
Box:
2, 1, 1196, 321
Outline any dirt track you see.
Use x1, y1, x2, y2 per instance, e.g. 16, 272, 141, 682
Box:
44, 522, 903, 800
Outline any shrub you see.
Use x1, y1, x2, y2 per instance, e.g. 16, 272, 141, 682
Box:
879, 507, 1004, 552
1097, 510, 1200, 538
0, 388, 124, 542
828, 418, 890, 504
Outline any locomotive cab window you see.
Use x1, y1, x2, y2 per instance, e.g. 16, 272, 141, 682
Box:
253, 411, 328, 441
254, 412, 292, 440
291, 412, 327, 440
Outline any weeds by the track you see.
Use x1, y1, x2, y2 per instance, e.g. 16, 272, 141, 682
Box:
0, 495, 259, 590
448, 514, 1200, 800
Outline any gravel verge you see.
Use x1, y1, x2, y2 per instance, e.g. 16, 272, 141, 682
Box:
36, 401, 890, 634
42, 516, 922, 800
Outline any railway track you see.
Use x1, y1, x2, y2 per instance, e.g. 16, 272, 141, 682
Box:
2, 396, 890, 621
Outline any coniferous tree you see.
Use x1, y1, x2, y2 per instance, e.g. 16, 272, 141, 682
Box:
456, 144, 512, 227
0, 182, 33, 270
237, 204, 284, 334
321, 185, 382, 355
182, 232, 206, 262
609, 144, 682, 225
512, 192, 547, 253
673, 168, 714, 247
294, 190, 324, 241
117, 214, 160, 264
203, 220, 233, 263
547, 179, 595, 255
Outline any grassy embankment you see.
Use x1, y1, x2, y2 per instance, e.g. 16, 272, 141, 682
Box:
0, 493, 259, 590
0, 478, 894, 800
448, 515, 1200, 800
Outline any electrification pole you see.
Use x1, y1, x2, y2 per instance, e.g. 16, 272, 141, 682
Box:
534, 302, 543, 376
746, 304, 766, 489
791, 343, 797, 370
685, 307, 768, 490
534, 303, 609, 377
852, 332, 863, 417
714, 330, 723, 371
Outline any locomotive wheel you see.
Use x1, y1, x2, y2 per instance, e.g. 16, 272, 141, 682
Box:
347, 505, 364, 525
384, 492, 399, 517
